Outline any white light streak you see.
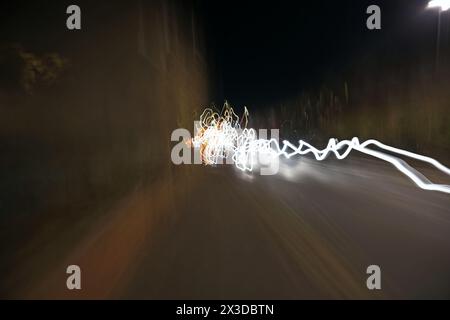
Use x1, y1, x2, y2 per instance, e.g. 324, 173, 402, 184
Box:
191, 104, 450, 194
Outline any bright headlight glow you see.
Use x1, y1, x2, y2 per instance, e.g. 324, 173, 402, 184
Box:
191, 104, 450, 194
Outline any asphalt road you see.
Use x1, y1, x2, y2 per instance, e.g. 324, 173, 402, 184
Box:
2, 155, 450, 299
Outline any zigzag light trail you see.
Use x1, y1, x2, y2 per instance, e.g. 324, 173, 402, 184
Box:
191, 104, 450, 195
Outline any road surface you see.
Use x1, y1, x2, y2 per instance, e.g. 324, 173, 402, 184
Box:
1, 155, 450, 299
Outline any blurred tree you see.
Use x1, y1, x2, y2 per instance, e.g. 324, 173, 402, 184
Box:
0, 44, 68, 94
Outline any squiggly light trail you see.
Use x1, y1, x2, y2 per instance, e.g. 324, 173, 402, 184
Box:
191, 104, 450, 194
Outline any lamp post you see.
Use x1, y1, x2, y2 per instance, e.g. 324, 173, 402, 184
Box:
428, 0, 450, 70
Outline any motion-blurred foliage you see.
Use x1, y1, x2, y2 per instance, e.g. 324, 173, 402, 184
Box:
256, 72, 450, 159
0, 44, 68, 94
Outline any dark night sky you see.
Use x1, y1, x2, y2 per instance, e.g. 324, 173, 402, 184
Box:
202, 0, 446, 107
1, 0, 448, 108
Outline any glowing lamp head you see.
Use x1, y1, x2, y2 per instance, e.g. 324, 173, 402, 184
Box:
428, 0, 450, 11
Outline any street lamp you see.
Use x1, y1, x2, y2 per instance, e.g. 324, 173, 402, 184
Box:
428, 0, 450, 70
428, 0, 450, 11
